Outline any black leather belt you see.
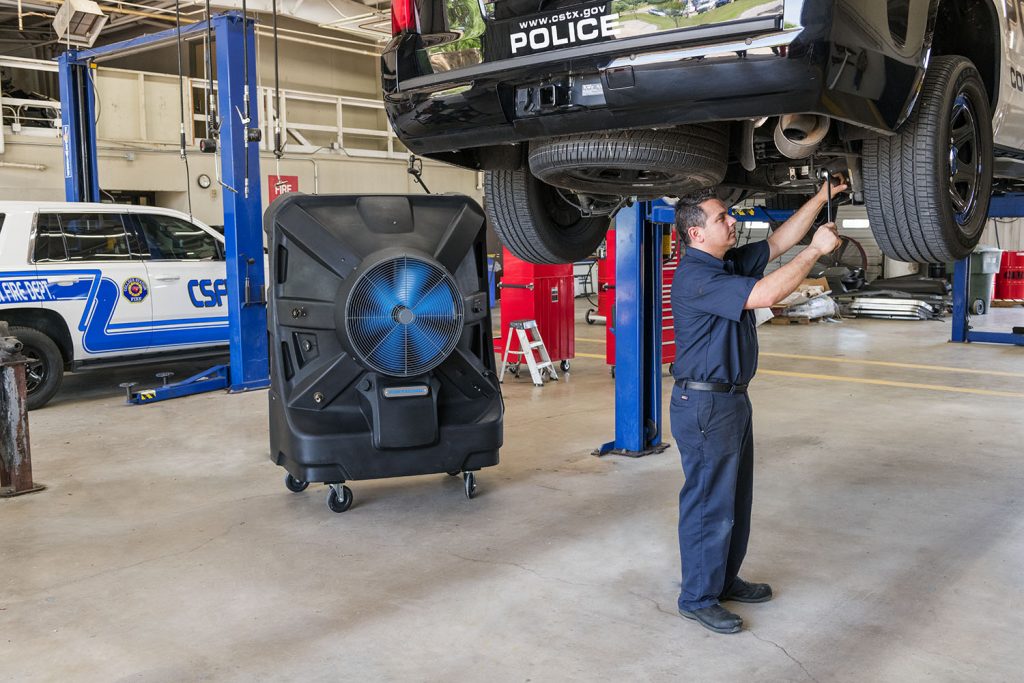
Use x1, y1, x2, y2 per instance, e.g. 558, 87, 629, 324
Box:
675, 380, 748, 394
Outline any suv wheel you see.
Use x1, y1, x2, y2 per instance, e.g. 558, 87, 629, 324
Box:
485, 169, 611, 264
10, 326, 64, 410
528, 125, 729, 197
863, 56, 992, 262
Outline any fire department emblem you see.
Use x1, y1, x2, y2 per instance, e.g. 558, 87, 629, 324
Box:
122, 277, 148, 303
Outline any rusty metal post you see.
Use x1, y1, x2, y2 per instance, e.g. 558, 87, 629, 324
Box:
0, 322, 45, 497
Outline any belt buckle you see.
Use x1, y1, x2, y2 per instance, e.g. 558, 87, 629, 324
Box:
727, 384, 737, 394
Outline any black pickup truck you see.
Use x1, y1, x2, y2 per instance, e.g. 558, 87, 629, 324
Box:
383, 0, 1023, 264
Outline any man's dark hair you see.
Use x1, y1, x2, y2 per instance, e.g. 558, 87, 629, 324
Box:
675, 189, 716, 246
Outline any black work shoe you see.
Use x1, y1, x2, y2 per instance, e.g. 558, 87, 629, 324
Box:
678, 604, 743, 634
721, 577, 773, 603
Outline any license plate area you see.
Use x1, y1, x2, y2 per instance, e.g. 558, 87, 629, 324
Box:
514, 75, 607, 118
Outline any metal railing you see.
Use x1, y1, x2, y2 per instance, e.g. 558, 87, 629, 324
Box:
2, 56, 403, 160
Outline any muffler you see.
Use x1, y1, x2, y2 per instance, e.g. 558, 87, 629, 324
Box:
774, 114, 830, 159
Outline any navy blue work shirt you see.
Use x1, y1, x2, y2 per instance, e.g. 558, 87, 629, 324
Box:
670, 240, 771, 385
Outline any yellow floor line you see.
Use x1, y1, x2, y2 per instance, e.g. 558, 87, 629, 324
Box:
759, 352, 1024, 379
758, 369, 1024, 398
577, 337, 1023, 379
575, 352, 606, 360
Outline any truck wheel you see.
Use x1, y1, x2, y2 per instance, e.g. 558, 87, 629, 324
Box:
485, 169, 610, 264
528, 125, 728, 197
10, 326, 63, 410
863, 56, 992, 263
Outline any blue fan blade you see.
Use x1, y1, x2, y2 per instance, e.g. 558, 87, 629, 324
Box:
405, 323, 443, 368
396, 258, 432, 307
369, 325, 406, 374
352, 315, 394, 342
412, 282, 457, 319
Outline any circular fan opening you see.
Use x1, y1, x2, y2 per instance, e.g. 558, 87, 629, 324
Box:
345, 255, 464, 377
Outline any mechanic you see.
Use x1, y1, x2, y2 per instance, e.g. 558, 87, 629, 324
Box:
670, 177, 847, 634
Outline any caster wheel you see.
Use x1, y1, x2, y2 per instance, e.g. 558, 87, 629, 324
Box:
327, 485, 353, 513
610, 366, 616, 379
585, 309, 596, 325
971, 298, 986, 315
668, 362, 675, 376
284, 473, 309, 493
510, 364, 520, 378
560, 360, 571, 372
463, 471, 477, 499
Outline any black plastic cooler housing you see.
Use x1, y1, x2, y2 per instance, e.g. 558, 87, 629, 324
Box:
264, 193, 503, 485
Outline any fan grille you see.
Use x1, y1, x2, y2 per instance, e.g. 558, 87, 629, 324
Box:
346, 255, 464, 377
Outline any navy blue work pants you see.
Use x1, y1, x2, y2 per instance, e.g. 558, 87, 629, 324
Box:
670, 387, 754, 612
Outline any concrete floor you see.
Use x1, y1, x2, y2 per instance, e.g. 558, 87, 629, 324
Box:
3, 302, 1023, 681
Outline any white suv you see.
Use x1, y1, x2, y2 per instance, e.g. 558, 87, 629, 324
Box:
0, 202, 229, 409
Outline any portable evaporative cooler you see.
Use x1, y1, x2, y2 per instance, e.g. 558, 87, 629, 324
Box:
264, 194, 503, 513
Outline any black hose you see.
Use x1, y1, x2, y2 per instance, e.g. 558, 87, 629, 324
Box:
272, 0, 282, 158
174, 0, 193, 218
205, 0, 215, 134
241, 0, 250, 193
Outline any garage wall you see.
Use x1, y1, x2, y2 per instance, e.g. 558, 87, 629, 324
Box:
0, 42, 482, 225
101, 16, 380, 99
0, 137, 480, 224
981, 219, 1024, 251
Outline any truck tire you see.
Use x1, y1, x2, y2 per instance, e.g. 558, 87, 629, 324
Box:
485, 169, 610, 264
528, 125, 729, 197
10, 326, 63, 410
863, 56, 992, 263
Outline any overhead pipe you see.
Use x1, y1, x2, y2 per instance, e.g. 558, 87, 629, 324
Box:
0, 160, 47, 170
254, 28, 380, 57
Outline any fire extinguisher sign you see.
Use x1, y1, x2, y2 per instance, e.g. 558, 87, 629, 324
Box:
268, 175, 299, 201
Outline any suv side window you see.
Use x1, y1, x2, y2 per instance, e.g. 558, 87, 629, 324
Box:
58, 213, 133, 261
136, 214, 222, 260
33, 213, 69, 262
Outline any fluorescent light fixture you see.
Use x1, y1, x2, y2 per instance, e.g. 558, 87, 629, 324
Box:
53, 0, 108, 48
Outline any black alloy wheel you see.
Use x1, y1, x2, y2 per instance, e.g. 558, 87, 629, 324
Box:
948, 93, 982, 230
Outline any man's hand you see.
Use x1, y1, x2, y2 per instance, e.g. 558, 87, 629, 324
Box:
814, 173, 849, 205
809, 222, 841, 256
748, 222, 843, 309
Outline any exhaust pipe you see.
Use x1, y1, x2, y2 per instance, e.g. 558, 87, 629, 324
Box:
774, 114, 830, 159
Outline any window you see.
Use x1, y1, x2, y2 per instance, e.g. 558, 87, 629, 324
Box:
887, 0, 910, 44
136, 214, 221, 260
58, 213, 133, 261
33, 213, 69, 262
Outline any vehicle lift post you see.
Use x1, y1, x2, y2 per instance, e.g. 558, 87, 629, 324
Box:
57, 12, 271, 401
950, 193, 1024, 346
596, 200, 674, 457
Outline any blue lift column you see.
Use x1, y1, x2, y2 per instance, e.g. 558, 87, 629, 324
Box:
57, 12, 270, 400
214, 13, 271, 391
57, 52, 100, 203
951, 193, 1024, 346
597, 200, 673, 457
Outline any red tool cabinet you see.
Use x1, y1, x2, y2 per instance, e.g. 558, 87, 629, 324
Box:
497, 248, 575, 365
597, 228, 678, 373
